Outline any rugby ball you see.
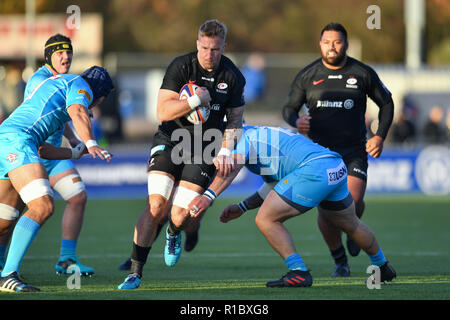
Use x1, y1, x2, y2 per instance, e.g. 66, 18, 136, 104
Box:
179, 83, 210, 124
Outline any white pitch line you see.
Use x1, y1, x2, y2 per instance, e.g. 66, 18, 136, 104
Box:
22, 251, 449, 261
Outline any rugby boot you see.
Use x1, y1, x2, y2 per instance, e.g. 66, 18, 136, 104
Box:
266, 270, 313, 287
164, 227, 182, 267
0, 272, 40, 292
118, 257, 132, 271
56, 256, 95, 276
380, 261, 397, 282
331, 261, 351, 277
117, 273, 141, 290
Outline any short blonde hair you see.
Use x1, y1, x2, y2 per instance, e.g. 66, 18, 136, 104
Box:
198, 19, 227, 41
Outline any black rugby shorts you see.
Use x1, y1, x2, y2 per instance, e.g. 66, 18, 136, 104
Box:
332, 145, 368, 182
147, 131, 216, 189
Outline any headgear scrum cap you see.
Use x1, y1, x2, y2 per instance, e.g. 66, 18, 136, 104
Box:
44, 34, 73, 70
81, 66, 114, 101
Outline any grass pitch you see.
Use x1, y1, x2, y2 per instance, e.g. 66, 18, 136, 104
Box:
0, 195, 449, 302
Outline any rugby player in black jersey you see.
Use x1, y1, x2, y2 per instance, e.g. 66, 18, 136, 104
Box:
118, 19, 245, 289
282, 22, 394, 277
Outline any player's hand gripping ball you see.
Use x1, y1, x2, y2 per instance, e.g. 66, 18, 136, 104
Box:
179, 83, 210, 124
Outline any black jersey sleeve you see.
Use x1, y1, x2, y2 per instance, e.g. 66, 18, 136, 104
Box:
226, 69, 246, 109
282, 71, 307, 127
160, 56, 188, 93
366, 67, 394, 139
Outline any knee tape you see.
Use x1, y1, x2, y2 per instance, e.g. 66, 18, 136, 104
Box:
19, 178, 53, 204
172, 186, 200, 209
0, 203, 19, 220
147, 174, 174, 200
53, 174, 86, 201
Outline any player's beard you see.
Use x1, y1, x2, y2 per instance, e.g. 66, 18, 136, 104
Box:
322, 49, 346, 66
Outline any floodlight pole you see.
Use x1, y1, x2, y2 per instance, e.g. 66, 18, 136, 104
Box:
404, 0, 425, 69
25, 0, 36, 72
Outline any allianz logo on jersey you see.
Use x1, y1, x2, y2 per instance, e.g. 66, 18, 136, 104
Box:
317, 99, 354, 109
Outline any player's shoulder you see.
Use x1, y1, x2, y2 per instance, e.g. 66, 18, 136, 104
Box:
169, 51, 197, 68
26, 65, 52, 89
346, 57, 378, 77
296, 58, 323, 80
221, 55, 245, 82
65, 74, 94, 102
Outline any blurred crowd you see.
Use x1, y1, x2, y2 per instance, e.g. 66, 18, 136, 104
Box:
1, 61, 448, 147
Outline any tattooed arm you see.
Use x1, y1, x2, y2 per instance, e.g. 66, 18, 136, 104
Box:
213, 106, 245, 177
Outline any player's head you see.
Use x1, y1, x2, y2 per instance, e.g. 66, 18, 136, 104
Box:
81, 66, 114, 105
197, 19, 227, 72
44, 34, 73, 75
319, 22, 348, 67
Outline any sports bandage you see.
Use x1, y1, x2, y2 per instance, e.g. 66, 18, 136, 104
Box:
19, 178, 54, 204
101, 150, 111, 159
85, 140, 98, 148
237, 200, 249, 213
147, 174, 174, 199
0, 203, 20, 220
217, 148, 232, 157
187, 95, 202, 109
52, 174, 86, 201
203, 188, 217, 201
257, 181, 278, 199
172, 186, 200, 209
71, 142, 86, 159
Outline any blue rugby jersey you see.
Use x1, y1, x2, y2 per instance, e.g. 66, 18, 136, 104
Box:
0, 73, 93, 147
232, 126, 342, 181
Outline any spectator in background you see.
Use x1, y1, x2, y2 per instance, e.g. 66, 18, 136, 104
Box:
423, 105, 446, 144
0, 64, 26, 116
391, 113, 416, 145
241, 53, 266, 103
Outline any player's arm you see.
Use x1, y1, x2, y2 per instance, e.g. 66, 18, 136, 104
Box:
38, 142, 87, 160
67, 103, 112, 162
188, 154, 245, 217
366, 71, 395, 158
282, 73, 310, 134
63, 123, 82, 147
213, 106, 244, 177
220, 181, 277, 223
156, 88, 211, 122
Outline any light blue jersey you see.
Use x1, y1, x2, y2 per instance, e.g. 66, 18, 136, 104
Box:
0, 73, 92, 147
0, 73, 93, 178
233, 126, 350, 209
24, 65, 65, 147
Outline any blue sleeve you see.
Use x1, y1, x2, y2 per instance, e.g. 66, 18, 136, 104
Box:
66, 77, 93, 109
232, 133, 250, 159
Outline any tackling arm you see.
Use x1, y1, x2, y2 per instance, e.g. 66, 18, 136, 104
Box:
214, 106, 245, 177
188, 154, 245, 217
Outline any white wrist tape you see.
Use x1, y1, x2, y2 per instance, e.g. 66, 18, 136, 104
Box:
217, 148, 232, 157
85, 140, 98, 148
71, 142, 85, 159
187, 94, 202, 109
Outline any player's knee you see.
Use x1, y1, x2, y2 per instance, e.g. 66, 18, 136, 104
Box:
28, 196, 54, 220
0, 203, 20, 222
149, 196, 167, 218
19, 178, 53, 205
66, 190, 87, 207
53, 174, 86, 202
172, 186, 200, 212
